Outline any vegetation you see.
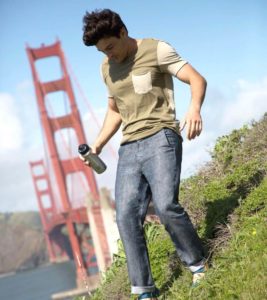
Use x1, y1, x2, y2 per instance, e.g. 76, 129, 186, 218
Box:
0, 211, 47, 273
77, 114, 267, 299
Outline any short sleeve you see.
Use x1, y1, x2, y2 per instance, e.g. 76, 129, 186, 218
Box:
157, 41, 187, 76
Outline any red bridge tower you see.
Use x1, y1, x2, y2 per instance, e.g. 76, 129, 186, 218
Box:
26, 40, 111, 285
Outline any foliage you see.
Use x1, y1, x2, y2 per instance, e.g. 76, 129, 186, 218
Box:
77, 114, 267, 300
211, 125, 249, 169
167, 176, 267, 300
89, 222, 177, 300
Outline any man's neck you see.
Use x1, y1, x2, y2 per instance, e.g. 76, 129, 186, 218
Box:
126, 37, 138, 58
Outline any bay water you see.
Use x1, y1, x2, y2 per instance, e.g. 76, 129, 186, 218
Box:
0, 261, 77, 300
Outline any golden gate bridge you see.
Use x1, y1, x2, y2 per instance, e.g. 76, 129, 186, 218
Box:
26, 40, 117, 293
26, 40, 157, 297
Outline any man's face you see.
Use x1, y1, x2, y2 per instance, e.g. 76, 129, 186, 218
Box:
96, 30, 128, 63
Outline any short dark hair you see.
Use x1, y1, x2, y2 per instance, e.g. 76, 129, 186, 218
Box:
82, 9, 128, 46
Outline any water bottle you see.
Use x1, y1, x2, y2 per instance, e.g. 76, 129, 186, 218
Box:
78, 144, 107, 174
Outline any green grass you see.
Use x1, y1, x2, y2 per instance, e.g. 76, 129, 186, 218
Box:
76, 114, 267, 300
166, 177, 267, 300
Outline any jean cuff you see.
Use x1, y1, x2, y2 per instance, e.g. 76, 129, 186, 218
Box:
131, 285, 156, 294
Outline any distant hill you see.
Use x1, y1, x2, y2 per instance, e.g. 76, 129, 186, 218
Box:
0, 211, 48, 274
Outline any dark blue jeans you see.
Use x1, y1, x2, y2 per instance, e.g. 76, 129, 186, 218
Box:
115, 128, 205, 294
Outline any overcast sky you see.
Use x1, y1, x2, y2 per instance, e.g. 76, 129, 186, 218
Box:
0, 0, 266, 212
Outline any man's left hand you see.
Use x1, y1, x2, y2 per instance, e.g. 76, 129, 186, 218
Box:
180, 107, 202, 140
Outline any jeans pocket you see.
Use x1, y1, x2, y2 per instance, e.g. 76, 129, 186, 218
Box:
163, 128, 180, 147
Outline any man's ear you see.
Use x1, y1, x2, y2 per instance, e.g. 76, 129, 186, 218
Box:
120, 27, 127, 38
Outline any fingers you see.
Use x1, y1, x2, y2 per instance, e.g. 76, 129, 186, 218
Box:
181, 110, 203, 140
79, 154, 91, 167
91, 145, 101, 155
197, 119, 203, 135
84, 160, 91, 166
186, 119, 202, 140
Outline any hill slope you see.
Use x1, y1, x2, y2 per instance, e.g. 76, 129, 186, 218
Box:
0, 211, 48, 274
78, 114, 267, 300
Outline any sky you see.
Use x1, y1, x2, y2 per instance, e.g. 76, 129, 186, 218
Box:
0, 0, 266, 212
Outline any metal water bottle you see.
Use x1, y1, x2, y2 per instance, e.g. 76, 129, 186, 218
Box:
78, 144, 107, 174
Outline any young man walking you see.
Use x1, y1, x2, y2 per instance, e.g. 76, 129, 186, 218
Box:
82, 9, 207, 300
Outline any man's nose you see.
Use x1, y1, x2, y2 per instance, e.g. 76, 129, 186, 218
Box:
107, 52, 114, 59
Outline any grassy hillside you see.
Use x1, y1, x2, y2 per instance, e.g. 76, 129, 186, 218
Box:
0, 211, 48, 274
0, 211, 42, 229
77, 114, 267, 300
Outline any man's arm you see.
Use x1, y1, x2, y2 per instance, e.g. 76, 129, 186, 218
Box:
91, 97, 122, 154
176, 63, 207, 140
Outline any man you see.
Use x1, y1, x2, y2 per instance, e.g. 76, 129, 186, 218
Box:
82, 8, 207, 300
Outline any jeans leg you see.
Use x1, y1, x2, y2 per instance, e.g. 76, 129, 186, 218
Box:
115, 143, 155, 294
142, 129, 205, 266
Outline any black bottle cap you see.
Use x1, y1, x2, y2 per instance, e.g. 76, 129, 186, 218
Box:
78, 144, 90, 155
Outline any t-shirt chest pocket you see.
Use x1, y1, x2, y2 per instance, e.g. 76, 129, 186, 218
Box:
132, 71, 152, 94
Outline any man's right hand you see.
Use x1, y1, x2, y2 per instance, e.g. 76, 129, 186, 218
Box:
79, 96, 121, 167
79, 143, 102, 167
79, 153, 90, 166
91, 143, 102, 155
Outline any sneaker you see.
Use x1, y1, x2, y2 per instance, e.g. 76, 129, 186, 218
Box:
137, 288, 160, 300
192, 264, 208, 287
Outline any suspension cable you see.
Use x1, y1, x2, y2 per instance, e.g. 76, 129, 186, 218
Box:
42, 89, 91, 207
65, 56, 118, 159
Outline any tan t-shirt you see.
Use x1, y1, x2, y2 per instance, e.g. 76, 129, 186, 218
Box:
101, 38, 187, 144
